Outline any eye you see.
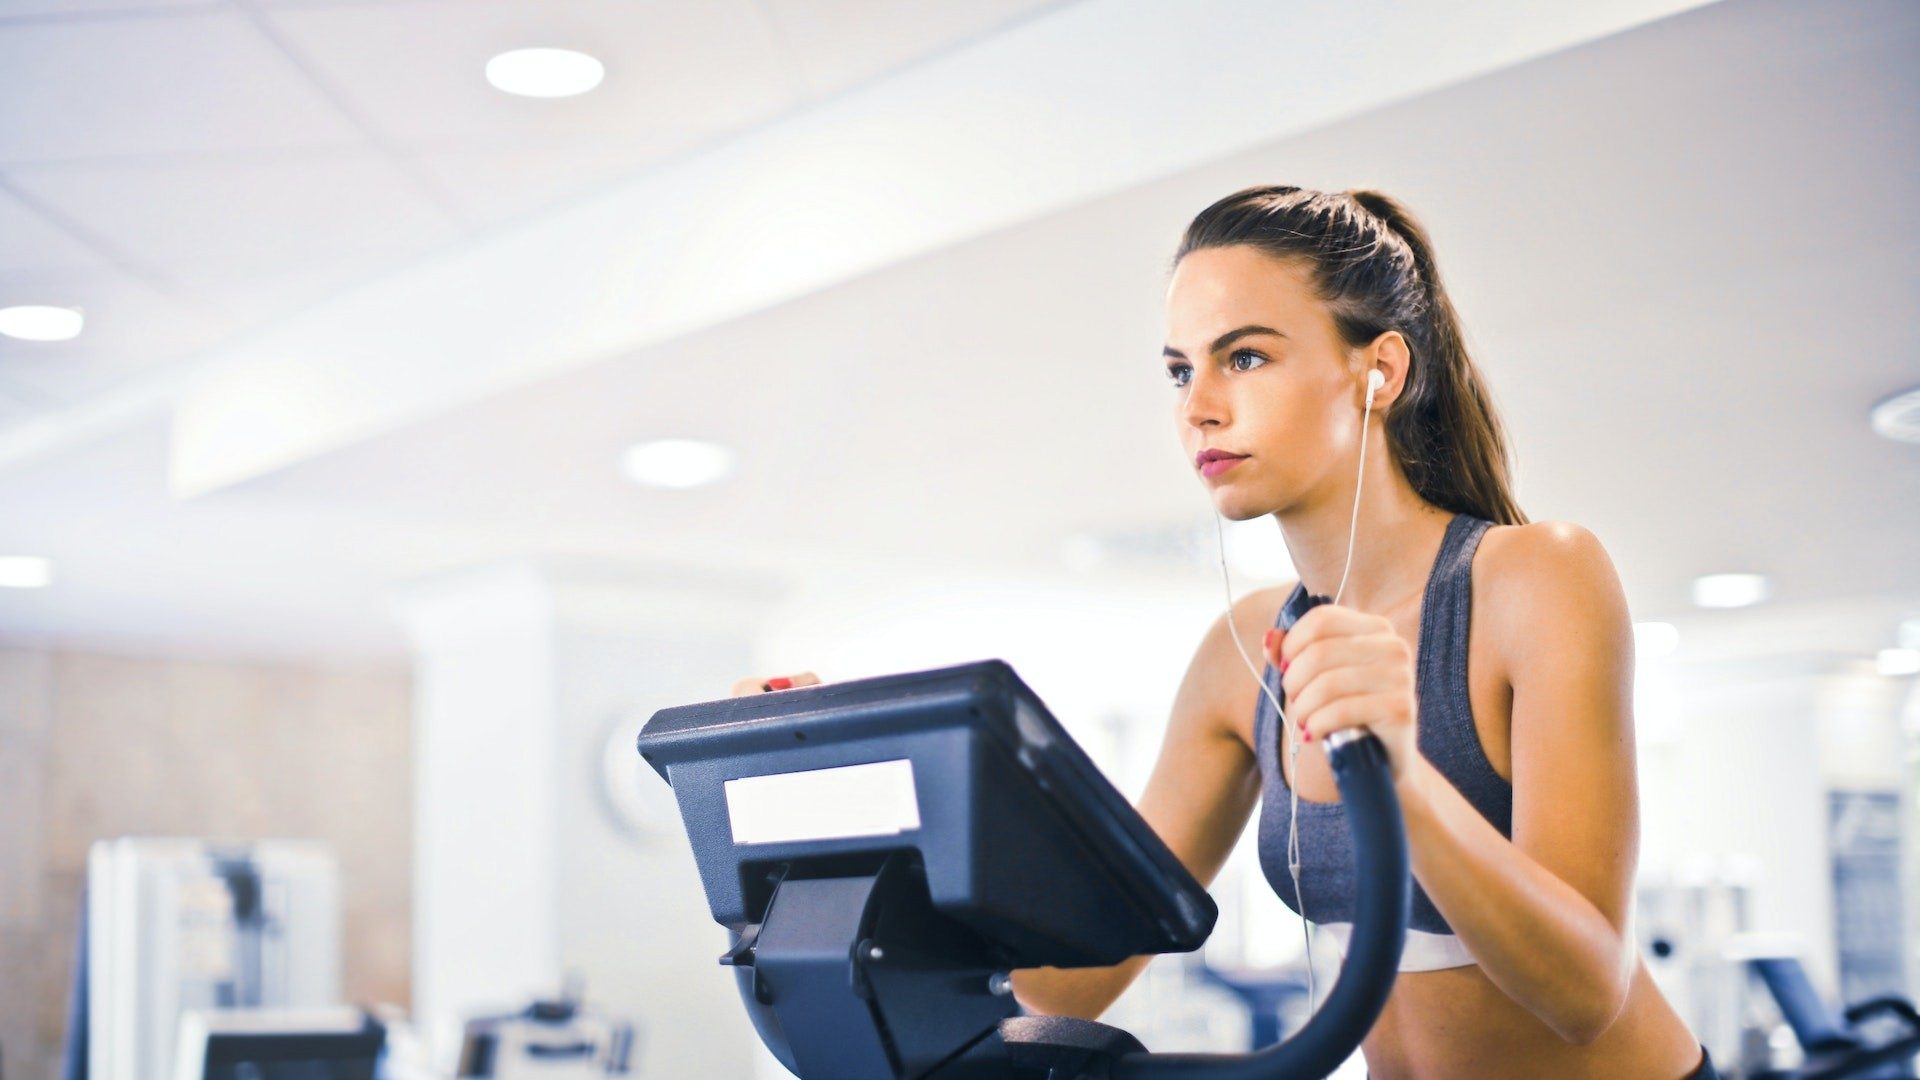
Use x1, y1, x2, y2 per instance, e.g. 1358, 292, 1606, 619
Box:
1230, 348, 1270, 372
1166, 348, 1270, 388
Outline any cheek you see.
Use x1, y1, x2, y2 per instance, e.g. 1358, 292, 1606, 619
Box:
1255, 396, 1327, 449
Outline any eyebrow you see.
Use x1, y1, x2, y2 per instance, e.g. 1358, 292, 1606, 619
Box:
1162, 325, 1287, 360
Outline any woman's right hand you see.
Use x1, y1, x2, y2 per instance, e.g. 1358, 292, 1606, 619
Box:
729, 671, 824, 697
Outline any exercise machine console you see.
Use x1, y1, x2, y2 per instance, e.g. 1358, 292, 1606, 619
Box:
638, 659, 1410, 1078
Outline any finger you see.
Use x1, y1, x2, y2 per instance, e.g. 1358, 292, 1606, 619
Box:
1285, 664, 1378, 726
1263, 627, 1287, 663
1278, 604, 1384, 664
1302, 691, 1401, 741
730, 671, 824, 696
1283, 629, 1412, 697
761, 671, 824, 692
1279, 635, 1380, 699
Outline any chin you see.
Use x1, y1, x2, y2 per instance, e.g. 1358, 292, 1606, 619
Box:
1212, 494, 1278, 522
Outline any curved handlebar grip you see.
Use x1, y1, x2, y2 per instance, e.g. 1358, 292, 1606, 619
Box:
1113, 730, 1409, 1079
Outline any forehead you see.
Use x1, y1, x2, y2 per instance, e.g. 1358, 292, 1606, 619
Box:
1165, 246, 1321, 337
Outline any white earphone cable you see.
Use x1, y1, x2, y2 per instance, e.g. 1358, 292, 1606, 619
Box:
1208, 367, 1380, 1017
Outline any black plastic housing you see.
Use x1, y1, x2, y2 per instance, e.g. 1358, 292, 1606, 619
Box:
639, 658, 1216, 968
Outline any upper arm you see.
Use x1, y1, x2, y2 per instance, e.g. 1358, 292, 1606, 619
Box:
1130, 590, 1278, 890
1488, 522, 1639, 939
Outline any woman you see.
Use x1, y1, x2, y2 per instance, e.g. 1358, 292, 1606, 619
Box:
737, 186, 1712, 1078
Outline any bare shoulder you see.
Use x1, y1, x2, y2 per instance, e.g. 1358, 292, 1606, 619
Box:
1176, 581, 1297, 751
1474, 519, 1631, 674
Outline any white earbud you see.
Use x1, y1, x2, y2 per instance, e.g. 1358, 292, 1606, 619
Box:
1366, 368, 1385, 405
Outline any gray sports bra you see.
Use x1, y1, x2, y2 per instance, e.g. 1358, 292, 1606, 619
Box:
1254, 511, 1513, 971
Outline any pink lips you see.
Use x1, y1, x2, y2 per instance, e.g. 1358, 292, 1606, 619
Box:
1200, 455, 1247, 477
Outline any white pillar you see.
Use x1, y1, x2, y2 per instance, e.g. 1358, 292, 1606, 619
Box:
543, 569, 775, 1080
394, 559, 781, 1076
1900, 677, 1920, 1003
394, 561, 563, 1059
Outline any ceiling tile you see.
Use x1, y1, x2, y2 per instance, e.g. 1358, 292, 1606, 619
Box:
0, 265, 223, 404
0, 382, 49, 424
242, 0, 452, 5
0, 184, 112, 274
0, 0, 221, 16
258, 0, 799, 149
7, 151, 465, 295
761, 0, 1073, 101
407, 128, 707, 227
0, 9, 366, 163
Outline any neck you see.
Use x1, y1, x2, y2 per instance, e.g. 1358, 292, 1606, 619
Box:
1273, 441, 1452, 616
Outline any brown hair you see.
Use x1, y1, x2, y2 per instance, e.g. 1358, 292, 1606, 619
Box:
1172, 185, 1528, 526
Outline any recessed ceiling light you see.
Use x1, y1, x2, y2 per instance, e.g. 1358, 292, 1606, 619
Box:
1876, 648, 1920, 677
1870, 385, 1920, 444
1691, 572, 1770, 609
0, 555, 54, 589
485, 47, 605, 98
620, 439, 733, 489
1633, 621, 1679, 657
0, 305, 84, 342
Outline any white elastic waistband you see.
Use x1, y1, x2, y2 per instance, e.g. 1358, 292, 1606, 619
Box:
1316, 921, 1477, 972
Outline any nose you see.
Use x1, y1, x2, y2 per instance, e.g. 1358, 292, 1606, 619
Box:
1179, 365, 1225, 432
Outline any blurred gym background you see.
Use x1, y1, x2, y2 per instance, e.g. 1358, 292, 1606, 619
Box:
1, 0, 1916, 1077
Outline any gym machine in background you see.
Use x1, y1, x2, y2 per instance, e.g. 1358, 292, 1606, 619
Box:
81, 839, 342, 1080
455, 992, 637, 1078
172, 1007, 387, 1080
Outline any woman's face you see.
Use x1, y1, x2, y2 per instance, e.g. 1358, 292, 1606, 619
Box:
1163, 245, 1365, 520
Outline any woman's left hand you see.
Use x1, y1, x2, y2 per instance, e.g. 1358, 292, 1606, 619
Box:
1267, 603, 1420, 783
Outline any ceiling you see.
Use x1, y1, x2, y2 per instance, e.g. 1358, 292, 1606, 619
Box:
1, 0, 1916, 665
0, 0, 1078, 411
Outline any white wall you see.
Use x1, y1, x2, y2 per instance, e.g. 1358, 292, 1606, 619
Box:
1638, 658, 1840, 992
1818, 664, 1912, 790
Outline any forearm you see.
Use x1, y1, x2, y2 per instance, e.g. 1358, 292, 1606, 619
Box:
1395, 759, 1633, 1043
1009, 954, 1154, 1021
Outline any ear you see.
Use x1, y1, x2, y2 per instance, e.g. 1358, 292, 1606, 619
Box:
1360, 330, 1411, 408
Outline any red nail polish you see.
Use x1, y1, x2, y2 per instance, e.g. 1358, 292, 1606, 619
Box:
1265, 629, 1276, 652
1280, 659, 1290, 674
767, 676, 793, 690
1303, 729, 1313, 742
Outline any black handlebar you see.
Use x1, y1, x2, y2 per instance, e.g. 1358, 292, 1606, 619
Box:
1113, 730, 1409, 1079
